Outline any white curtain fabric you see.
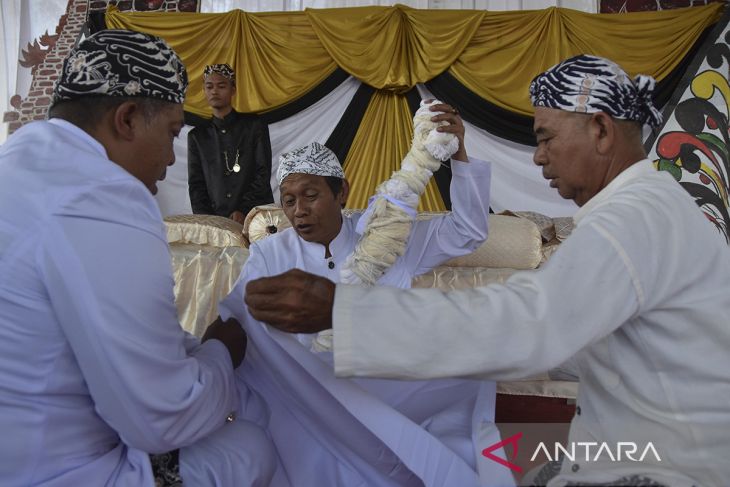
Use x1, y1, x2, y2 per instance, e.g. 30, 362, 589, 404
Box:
0, 0, 23, 145
465, 123, 578, 216
1, 0, 67, 145
200, 0, 598, 12
157, 124, 195, 216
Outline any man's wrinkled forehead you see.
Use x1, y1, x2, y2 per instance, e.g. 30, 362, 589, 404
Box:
280, 173, 329, 192
533, 106, 571, 135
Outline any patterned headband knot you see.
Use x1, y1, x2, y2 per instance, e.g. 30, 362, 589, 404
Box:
277, 142, 344, 186
529, 54, 663, 128
53, 30, 187, 105
204, 64, 235, 83
632, 74, 663, 129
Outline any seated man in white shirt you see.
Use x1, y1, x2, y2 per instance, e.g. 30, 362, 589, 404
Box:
245, 54, 730, 487
219, 124, 515, 486
0, 30, 274, 487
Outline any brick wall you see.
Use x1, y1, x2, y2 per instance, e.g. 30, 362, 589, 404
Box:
2, 0, 198, 135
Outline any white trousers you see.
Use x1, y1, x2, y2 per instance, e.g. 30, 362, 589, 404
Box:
180, 419, 276, 487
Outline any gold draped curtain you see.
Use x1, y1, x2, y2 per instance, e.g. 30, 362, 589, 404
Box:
342, 91, 445, 210
106, 3, 723, 210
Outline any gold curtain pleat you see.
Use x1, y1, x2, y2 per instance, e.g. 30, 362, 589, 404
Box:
305, 5, 484, 92
105, 4, 721, 115
105, 4, 722, 212
106, 7, 337, 115
343, 91, 445, 211
450, 3, 724, 116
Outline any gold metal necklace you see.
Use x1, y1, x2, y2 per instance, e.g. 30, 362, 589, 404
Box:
223, 150, 241, 173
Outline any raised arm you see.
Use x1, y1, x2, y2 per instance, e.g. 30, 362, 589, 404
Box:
403, 106, 491, 275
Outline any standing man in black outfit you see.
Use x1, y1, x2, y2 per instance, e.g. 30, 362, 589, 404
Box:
188, 64, 273, 224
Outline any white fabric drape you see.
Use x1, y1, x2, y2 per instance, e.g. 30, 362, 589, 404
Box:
0, 0, 23, 145
200, 0, 296, 12
200, 0, 598, 12
156, 124, 194, 216
464, 124, 579, 216
0, 0, 67, 145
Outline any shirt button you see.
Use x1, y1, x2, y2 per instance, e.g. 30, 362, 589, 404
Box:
226, 411, 236, 423
328, 261, 335, 269
226, 192, 232, 198
571, 464, 580, 473
221, 129, 227, 133
576, 406, 581, 416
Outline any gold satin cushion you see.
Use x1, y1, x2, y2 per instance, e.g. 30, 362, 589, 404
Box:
164, 214, 246, 248
443, 215, 543, 270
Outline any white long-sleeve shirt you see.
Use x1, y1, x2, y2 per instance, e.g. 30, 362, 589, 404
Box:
221, 157, 516, 486
245, 156, 493, 288
0, 120, 239, 486
333, 159, 730, 486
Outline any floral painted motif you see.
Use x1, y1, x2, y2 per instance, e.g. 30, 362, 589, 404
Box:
650, 30, 730, 242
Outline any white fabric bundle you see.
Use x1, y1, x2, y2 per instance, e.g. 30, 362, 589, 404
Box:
340, 99, 458, 286
312, 99, 458, 352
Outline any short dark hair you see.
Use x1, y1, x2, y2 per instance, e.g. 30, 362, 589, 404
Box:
48, 96, 174, 130
324, 176, 343, 197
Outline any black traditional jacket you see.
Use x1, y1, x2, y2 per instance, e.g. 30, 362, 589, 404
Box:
187, 110, 273, 218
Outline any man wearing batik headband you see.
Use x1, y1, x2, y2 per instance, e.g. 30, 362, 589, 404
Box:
188, 63, 273, 224
246, 54, 730, 486
216, 104, 515, 486
0, 30, 274, 487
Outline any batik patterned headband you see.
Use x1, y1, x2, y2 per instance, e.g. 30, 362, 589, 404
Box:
529, 54, 663, 128
277, 142, 344, 186
203, 64, 236, 83
53, 30, 187, 105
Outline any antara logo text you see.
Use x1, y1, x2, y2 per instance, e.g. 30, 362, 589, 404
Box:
481, 432, 662, 473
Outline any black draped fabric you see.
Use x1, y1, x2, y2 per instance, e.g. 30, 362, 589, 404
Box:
427, 72, 538, 146
187, 110, 274, 217
261, 68, 352, 124
325, 82, 374, 164
428, 23, 712, 148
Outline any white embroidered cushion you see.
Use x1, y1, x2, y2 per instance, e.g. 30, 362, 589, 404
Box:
244, 205, 293, 245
